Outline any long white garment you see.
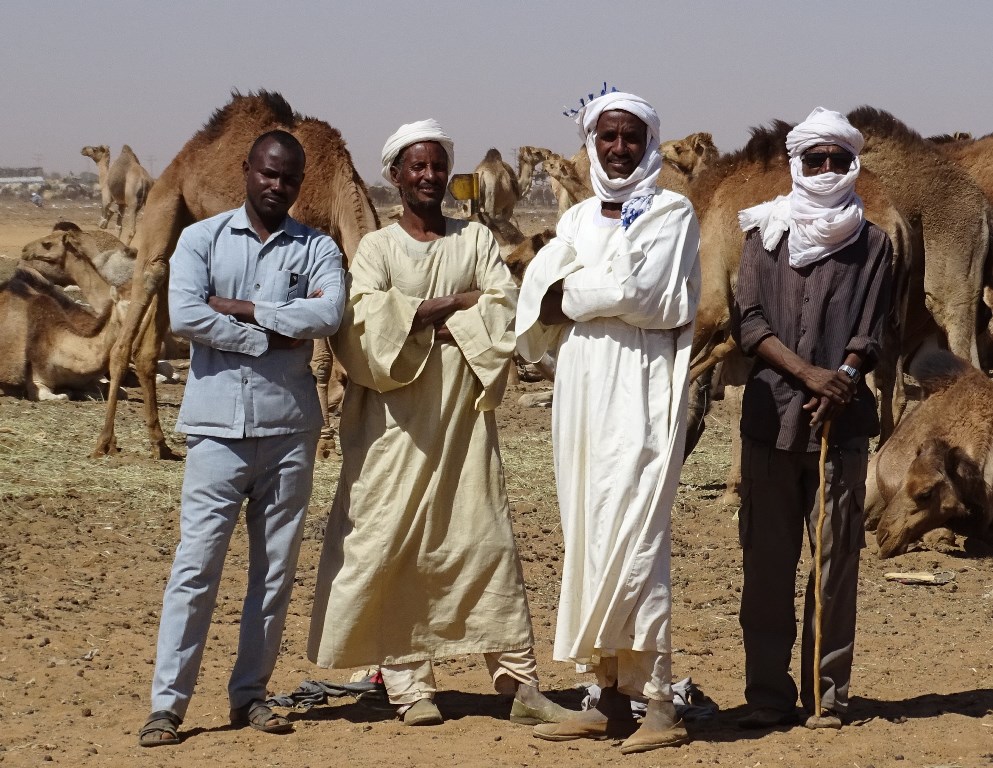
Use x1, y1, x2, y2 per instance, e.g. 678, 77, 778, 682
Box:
515, 191, 701, 665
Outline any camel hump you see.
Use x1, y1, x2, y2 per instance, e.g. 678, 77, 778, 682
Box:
483, 148, 503, 162
909, 350, 974, 397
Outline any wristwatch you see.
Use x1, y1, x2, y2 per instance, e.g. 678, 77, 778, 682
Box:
838, 364, 860, 383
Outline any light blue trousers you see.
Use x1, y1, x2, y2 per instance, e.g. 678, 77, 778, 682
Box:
150, 430, 319, 719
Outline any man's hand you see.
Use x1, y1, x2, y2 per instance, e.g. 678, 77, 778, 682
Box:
803, 394, 840, 429
801, 365, 856, 405
435, 324, 455, 343
268, 332, 304, 350
208, 295, 256, 324
538, 282, 569, 325
411, 291, 483, 334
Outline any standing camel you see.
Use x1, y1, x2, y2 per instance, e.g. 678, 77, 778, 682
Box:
80, 145, 154, 245
91, 90, 379, 459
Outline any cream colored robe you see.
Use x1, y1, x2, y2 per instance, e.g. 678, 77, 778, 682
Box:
308, 219, 534, 668
515, 192, 700, 667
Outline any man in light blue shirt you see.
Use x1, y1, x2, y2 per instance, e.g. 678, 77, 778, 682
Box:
139, 130, 345, 747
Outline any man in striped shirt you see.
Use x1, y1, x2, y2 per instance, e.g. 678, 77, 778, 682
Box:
731, 108, 892, 731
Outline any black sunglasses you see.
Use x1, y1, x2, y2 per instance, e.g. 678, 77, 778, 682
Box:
801, 151, 854, 171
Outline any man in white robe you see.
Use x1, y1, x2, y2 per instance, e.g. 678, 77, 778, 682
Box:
308, 120, 570, 728
517, 93, 701, 753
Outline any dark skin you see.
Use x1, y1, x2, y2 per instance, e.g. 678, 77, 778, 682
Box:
390, 142, 481, 342
209, 137, 310, 349
755, 142, 861, 428
538, 110, 649, 326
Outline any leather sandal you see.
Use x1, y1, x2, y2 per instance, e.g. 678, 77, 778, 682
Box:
138, 710, 182, 747
230, 700, 293, 734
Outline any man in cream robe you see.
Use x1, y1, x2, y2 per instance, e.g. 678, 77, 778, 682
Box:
517, 93, 700, 753
309, 120, 569, 728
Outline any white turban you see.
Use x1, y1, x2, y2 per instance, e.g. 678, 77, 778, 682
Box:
380, 119, 454, 184
575, 92, 662, 206
738, 107, 865, 268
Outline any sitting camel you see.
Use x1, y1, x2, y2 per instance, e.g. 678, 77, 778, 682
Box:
0, 253, 126, 401
866, 350, 993, 558
80, 145, 154, 245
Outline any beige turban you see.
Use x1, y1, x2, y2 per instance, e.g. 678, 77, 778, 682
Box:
380, 119, 455, 184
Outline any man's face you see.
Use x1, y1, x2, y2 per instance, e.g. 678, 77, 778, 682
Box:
390, 141, 449, 211
594, 110, 648, 179
243, 139, 305, 222
800, 143, 855, 177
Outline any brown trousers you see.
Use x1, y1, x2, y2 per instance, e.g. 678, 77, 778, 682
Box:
738, 436, 868, 715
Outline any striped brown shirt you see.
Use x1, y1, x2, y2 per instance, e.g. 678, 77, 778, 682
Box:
731, 222, 893, 452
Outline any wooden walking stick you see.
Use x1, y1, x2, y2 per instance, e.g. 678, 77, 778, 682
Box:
810, 418, 832, 725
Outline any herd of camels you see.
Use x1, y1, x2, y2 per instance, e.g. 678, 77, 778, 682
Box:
6, 90, 993, 548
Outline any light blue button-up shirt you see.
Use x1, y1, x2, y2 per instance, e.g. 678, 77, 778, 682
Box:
168, 205, 346, 438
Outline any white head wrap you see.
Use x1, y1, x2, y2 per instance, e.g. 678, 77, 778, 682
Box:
738, 107, 865, 268
575, 92, 662, 208
380, 119, 454, 184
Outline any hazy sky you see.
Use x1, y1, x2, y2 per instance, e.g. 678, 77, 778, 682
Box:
3, 1, 991, 186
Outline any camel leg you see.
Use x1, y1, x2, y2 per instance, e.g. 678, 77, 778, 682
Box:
311, 338, 336, 459
92, 190, 186, 459
26, 371, 69, 402
122, 202, 138, 246
719, 384, 744, 507
136, 289, 179, 459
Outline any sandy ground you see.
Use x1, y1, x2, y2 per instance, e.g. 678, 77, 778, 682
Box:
1, 201, 992, 767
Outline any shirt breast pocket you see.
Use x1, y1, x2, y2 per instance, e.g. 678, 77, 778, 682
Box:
260, 269, 308, 303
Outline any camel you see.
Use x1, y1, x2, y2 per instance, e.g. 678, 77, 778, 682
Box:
866, 351, 993, 558
847, 107, 993, 369
91, 90, 380, 460
660, 132, 719, 178
516, 146, 592, 215
33, 223, 137, 289
0, 251, 125, 401
932, 133, 993, 360
80, 144, 154, 245
474, 148, 521, 222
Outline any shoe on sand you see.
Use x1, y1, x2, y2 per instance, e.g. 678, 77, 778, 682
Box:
533, 715, 636, 742
620, 719, 690, 754
509, 696, 574, 725
402, 698, 443, 726
737, 707, 799, 729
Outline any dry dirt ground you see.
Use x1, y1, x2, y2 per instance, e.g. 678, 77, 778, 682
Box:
1, 201, 992, 767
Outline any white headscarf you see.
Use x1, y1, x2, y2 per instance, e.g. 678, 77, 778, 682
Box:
575, 92, 662, 213
380, 119, 455, 184
738, 107, 865, 268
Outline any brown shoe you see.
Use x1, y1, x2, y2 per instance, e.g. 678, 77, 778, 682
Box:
620, 719, 690, 754
402, 698, 443, 726
533, 713, 636, 742
804, 711, 843, 729
737, 707, 799, 730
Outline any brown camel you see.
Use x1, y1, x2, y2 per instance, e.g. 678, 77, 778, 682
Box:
474, 148, 521, 222
847, 107, 993, 369
80, 144, 154, 245
866, 351, 993, 558
0, 256, 125, 401
26, 224, 137, 291
91, 90, 379, 459
660, 132, 719, 178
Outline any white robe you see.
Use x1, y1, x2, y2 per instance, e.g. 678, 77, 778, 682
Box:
515, 192, 700, 665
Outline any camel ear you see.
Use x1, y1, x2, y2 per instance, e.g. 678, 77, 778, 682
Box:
947, 447, 987, 504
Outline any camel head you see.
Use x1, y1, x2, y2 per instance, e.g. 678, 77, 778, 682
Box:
20, 230, 78, 286
81, 145, 109, 163
874, 438, 987, 558
661, 133, 718, 177
518, 146, 552, 166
